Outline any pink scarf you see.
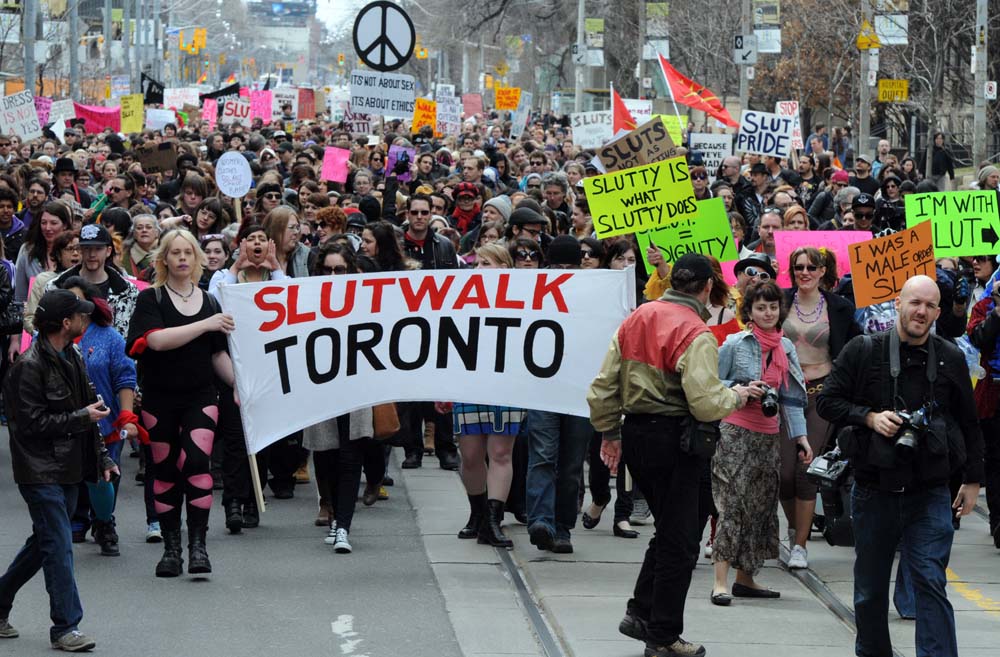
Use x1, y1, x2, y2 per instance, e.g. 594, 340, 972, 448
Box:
752, 325, 789, 388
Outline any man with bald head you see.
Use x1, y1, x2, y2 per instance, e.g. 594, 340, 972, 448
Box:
817, 276, 982, 657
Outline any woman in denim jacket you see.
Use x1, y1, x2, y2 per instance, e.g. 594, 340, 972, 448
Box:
710, 280, 813, 606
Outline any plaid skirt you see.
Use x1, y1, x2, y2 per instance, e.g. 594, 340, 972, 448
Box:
452, 404, 525, 436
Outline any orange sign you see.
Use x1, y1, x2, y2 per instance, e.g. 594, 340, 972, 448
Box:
848, 222, 935, 308
495, 87, 521, 111
411, 98, 436, 133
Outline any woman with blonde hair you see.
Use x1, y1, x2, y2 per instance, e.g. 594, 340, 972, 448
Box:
126, 229, 237, 578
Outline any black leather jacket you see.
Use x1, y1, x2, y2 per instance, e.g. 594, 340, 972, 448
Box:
3, 335, 111, 485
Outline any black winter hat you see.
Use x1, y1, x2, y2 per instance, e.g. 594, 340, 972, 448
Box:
546, 235, 582, 266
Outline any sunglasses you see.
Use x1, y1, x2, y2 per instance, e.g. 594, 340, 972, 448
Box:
974, 256, 993, 263
526, 184, 541, 190
793, 264, 819, 272
691, 173, 707, 180
743, 267, 771, 279
410, 209, 431, 216
106, 187, 123, 193
321, 265, 349, 275
515, 250, 541, 261
263, 193, 282, 200
854, 210, 874, 218
581, 250, 595, 259
519, 227, 541, 237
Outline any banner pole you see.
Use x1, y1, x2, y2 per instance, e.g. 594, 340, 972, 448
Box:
248, 453, 266, 514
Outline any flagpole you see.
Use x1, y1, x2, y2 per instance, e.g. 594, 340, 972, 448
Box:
658, 54, 686, 140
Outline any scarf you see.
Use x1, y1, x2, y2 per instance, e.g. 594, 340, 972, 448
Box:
752, 324, 789, 388
451, 203, 480, 233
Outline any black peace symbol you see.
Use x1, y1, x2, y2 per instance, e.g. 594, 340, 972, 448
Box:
352, 1, 416, 73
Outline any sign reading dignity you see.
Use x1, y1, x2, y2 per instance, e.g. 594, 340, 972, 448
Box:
905, 190, 1000, 258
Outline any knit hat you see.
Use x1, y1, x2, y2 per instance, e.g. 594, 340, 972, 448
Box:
483, 196, 512, 221
357, 195, 382, 223
546, 235, 582, 266
256, 182, 282, 199
978, 165, 1000, 189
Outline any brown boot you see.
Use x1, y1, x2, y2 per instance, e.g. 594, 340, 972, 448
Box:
423, 421, 436, 455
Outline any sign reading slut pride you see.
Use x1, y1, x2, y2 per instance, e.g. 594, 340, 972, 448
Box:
218, 269, 635, 453
904, 190, 1000, 258
848, 222, 935, 308
635, 198, 739, 275
773, 230, 872, 287
735, 109, 794, 158
584, 157, 697, 239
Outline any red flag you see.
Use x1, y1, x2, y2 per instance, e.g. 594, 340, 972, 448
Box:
225, 73, 237, 85
611, 86, 637, 134
657, 55, 738, 127
197, 70, 208, 84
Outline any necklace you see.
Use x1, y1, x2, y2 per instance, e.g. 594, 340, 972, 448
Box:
793, 291, 825, 324
165, 281, 195, 302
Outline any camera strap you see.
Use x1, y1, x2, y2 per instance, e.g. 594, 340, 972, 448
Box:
887, 327, 937, 407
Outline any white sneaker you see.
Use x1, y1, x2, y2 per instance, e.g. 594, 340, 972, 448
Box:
788, 545, 808, 569
630, 499, 651, 525
323, 520, 338, 545
703, 541, 713, 559
333, 527, 352, 554
145, 522, 162, 543
52, 630, 96, 652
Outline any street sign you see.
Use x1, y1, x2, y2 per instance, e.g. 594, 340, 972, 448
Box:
867, 70, 878, 87
869, 48, 879, 72
352, 1, 415, 73
877, 79, 909, 102
733, 34, 758, 65
857, 18, 881, 50
572, 44, 586, 65
987, 81, 998, 101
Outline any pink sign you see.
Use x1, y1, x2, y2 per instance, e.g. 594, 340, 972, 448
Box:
773, 230, 872, 287
202, 98, 218, 130
321, 147, 350, 183
34, 96, 53, 125
461, 93, 483, 118
720, 259, 738, 286
250, 90, 272, 122
239, 87, 250, 97
72, 102, 121, 133
298, 88, 316, 120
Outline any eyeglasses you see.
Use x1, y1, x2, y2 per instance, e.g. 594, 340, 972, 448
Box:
691, 173, 707, 180
793, 264, 819, 272
288, 223, 301, 232
64, 245, 81, 253
515, 250, 541, 261
581, 250, 595, 259
106, 187, 123, 194
263, 193, 282, 200
743, 267, 771, 280
762, 207, 782, 215
0, 143, 10, 148
200, 233, 225, 243
410, 209, 431, 216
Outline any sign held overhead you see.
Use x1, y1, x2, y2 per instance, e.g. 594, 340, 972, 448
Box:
352, 1, 416, 72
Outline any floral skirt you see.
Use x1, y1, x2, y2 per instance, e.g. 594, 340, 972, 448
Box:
711, 422, 780, 576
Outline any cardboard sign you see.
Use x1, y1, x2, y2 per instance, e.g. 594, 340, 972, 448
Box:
181, 103, 201, 125
636, 198, 739, 274
688, 133, 733, 181
344, 103, 373, 136
571, 111, 612, 149
321, 147, 351, 184
221, 99, 251, 126
597, 117, 679, 173
271, 87, 299, 121
49, 99, 75, 124
33, 96, 53, 125
71, 102, 120, 134
120, 94, 144, 133
905, 190, 1000, 258
163, 87, 199, 109
215, 151, 253, 198
350, 70, 416, 117
0, 91, 42, 141
774, 100, 804, 150
435, 96, 462, 136
387, 145, 415, 183
495, 87, 521, 111
736, 110, 794, 158
136, 141, 178, 175
251, 90, 272, 122
773, 230, 872, 287
411, 98, 437, 133
202, 98, 218, 130
144, 108, 175, 131
848, 222, 935, 308
462, 93, 483, 118
584, 157, 698, 239
509, 92, 533, 139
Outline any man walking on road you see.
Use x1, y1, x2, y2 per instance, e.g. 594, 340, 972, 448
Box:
0, 290, 117, 652
588, 254, 759, 657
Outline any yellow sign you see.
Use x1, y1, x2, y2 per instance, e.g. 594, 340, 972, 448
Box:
877, 79, 909, 102
857, 18, 881, 50
484, 74, 494, 89
120, 94, 145, 133
495, 61, 509, 77
495, 86, 521, 111
651, 114, 685, 147
411, 98, 437, 133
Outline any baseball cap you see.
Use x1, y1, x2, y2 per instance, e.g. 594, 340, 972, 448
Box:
852, 193, 876, 209
855, 154, 873, 165
671, 253, 715, 282
36, 289, 95, 325
79, 223, 113, 247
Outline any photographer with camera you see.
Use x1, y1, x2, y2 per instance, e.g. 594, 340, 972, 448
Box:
710, 280, 812, 606
817, 276, 983, 657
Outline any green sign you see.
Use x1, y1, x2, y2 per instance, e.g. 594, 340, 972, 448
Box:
636, 197, 738, 274
905, 190, 1000, 257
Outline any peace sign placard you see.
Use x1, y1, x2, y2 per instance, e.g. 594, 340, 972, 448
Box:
353, 1, 416, 73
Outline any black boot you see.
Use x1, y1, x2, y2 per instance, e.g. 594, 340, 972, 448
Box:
458, 493, 487, 539
94, 520, 120, 557
224, 499, 243, 535
188, 525, 212, 575
155, 527, 183, 577
242, 499, 259, 528
479, 499, 514, 549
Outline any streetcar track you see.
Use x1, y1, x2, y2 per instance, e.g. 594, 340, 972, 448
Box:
496, 547, 567, 657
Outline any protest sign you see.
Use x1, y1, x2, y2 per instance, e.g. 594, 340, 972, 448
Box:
435, 84, 456, 99
350, 70, 416, 116
298, 88, 316, 120
597, 117, 679, 173
774, 100, 804, 150
510, 92, 533, 139
411, 98, 437, 133
0, 91, 42, 141
652, 114, 685, 146
48, 99, 75, 124
215, 151, 253, 199
736, 110, 794, 158
163, 87, 199, 109
571, 111, 612, 149
344, 104, 373, 136
387, 144, 416, 183
135, 141, 178, 175
584, 156, 698, 239
905, 190, 1000, 258
462, 93, 483, 118
221, 99, 251, 126
110, 75, 130, 99
72, 102, 120, 133
688, 133, 733, 181
635, 198, 739, 274
144, 108, 175, 131
202, 98, 218, 130
495, 87, 521, 111
119, 94, 144, 133
773, 230, 872, 287
321, 147, 351, 184
34, 96, 53, 125
250, 90, 272, 122
217, 268, 635, 453
271, 87, 299, 121
436, 96, 462, 136
848, 222, 935, 308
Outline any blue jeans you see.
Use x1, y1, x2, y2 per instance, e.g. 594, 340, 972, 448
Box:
851, 483, 957, 657
0, 484, 83, 642
525, 411, 591, 538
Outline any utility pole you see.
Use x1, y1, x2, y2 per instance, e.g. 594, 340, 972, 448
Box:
858, 0, 873, 159
104, 0, 113, 84
153, 0, 163, 81
124, 0, 132, 91
70, 0, 80, 99
974, 0, 988, 167
573, 0, 584, 112
135, 0, 145, 84
23, 0, 36, 93
739, 0, 750, 110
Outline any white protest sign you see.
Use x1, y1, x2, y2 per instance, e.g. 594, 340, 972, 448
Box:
509, 92, 533, 139
350, 70, 416, 118
435, 96, 462, 136
144, 108, 175, 131
623, 99, 653, 122
344, 103, 374, 136
735, 110, 794, 158
774, 100, 804, 150
221, 99, 251, 126
435, 83, 456, 100
688, 133, 733, 181
571, 111, 612, 148
0, 91, 42, 141
163, 87, 199, 109
48, 99, 76, 124
110, 75, 131, 99
215, 151, 253, 198
218, 269, 635, 453
271, 88, 299, 121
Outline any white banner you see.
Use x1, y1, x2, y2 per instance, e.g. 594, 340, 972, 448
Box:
163, 87, 199, 109
688, 133, 733, 181
48, 99, 76, 124
736, 109, 794, 158
218, 269, 635, 453
350, 70, 416, 118
344, 103, 374, 136
571, 111, 612, 149
0, 91, 42, 141
144, 108, 175, 131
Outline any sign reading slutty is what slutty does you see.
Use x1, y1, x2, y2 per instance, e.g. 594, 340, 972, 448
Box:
584, 156, 697, 239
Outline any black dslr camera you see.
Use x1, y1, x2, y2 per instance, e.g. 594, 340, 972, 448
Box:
758, 384, 779, 417
806, 445, 855, 547
894, 402, 934, 462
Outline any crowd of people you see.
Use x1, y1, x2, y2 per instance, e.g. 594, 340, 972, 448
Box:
0, 105, 991, 657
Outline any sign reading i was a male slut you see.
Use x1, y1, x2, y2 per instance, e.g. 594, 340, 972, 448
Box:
218, 269, 635, 454
584, 156, 698, 239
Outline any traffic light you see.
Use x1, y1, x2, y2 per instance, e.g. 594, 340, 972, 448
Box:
338, 53, 345, 66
